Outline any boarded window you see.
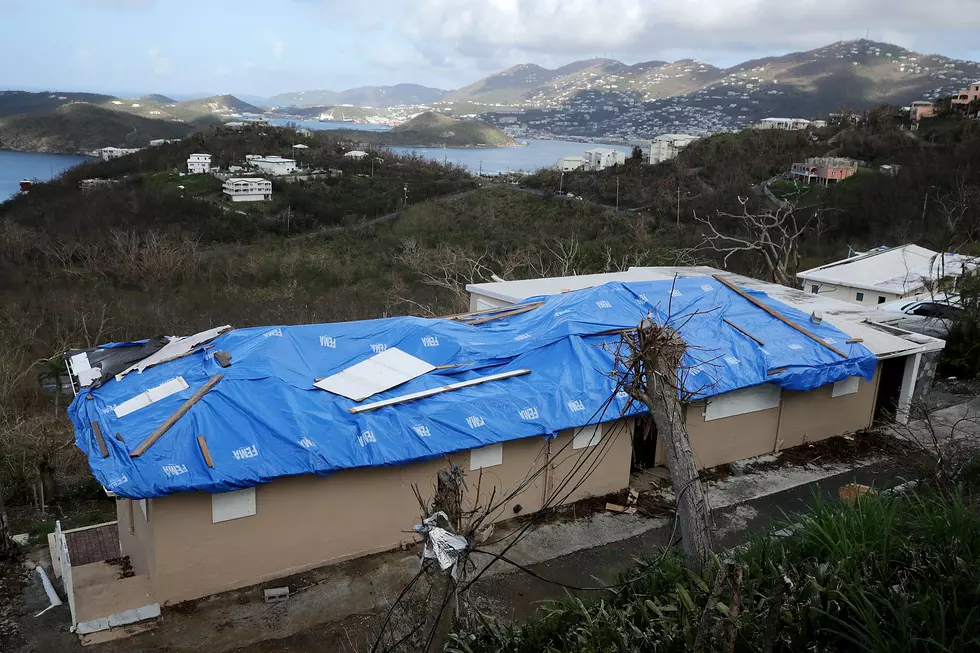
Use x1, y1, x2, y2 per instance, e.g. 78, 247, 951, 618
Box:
470, 443, 503, 470
212, 487, 256, 523
573, 423, 603, 450
704, 384, 781, 422
832, 376, 860, 398
138, 499, 149, 522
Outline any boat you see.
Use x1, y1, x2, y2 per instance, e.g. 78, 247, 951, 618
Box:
19, 179, 35, 193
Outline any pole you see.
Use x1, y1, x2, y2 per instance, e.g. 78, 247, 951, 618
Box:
403, 183, 408, 207
479, 160, 483, 176
422, 468, 464, 653
616, 177, 620, 211
676, 185, 681, 228
559, 171, 564, 194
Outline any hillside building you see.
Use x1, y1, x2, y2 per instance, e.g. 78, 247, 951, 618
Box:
909, 101, 936, 122
343, 150, 369, 159
583, 147, 625, 171
797, 245, 980, 306
187, 153, 212, 174
648, 134, 699, 164
557, 155, 587, 171
951, 81, 980, 109
790, 157, 858, 185
62, 267, 945, 635
246, 155, 297, 176
754, 117, 811, 131
98, 147, 141, 161
222, 177, 272, 202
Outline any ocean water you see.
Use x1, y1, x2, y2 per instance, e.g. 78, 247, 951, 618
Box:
0, 150, 91, 202
269, 118, 631, 174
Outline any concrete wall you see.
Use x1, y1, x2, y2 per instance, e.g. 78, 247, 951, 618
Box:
142, 421, 633, 605
804, 283, 902, 306
662, 365, 882, 469
116, 497, 156, 585
469, 292, 511, 312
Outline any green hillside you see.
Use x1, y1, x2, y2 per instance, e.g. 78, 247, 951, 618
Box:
326, 112, 517, 147
0, 90, 117, 117
0, 103, 193, 153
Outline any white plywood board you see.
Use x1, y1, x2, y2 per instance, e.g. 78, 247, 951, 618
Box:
832, 376, 860, 398
114, 377, 189, 418
116, 325, 230, 380
315, 347, 435, 402
573, 423, 603, 450
470, 443, 503, 470
212, 487, 256, 523
704, 384, 781, 422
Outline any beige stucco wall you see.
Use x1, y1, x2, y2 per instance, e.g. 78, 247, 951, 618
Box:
116, 498, 156, 583
142, 421, 633, 605
660, 363, 882, 469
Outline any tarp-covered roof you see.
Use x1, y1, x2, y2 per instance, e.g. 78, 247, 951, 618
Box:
69, 279, 877, 499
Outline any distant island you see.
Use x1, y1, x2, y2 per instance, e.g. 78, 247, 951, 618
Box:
326, 112, 518, 148
0, 103, 194, 154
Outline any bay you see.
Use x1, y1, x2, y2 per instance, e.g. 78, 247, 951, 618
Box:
0, 150, 91, 202
269, 118, 631, 174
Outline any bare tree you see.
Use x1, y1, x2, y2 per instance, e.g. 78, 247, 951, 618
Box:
695, 197, 811, 287
617, 312, 713, 571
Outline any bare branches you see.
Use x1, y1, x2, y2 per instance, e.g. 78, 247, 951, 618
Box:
694, 197, 812, 287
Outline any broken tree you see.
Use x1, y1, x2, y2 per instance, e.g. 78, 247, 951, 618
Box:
624, 316, 712, 571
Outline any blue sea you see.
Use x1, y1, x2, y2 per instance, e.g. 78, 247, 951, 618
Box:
0, 150, 91, 202
269, 118, 631, 175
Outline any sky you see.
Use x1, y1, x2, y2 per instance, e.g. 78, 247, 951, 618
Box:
3, 0, 980, 99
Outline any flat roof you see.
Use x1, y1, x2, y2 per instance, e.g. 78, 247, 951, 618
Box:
467, 266, 944, 359
225, 177, 270, 183
797, 245, 980, 295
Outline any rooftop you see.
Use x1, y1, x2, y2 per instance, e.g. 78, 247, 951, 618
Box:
797, 245, 980, 295
69, 276, 886, 499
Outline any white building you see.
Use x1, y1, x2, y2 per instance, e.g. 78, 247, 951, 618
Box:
557, 156, 587, 172
650, 134, 700, 164
187, 153, 212, 174
222, 177, 272, 202
754, 118, 812, 131
247, 155, 297, 175
797, 245, 980, 306
149, 139, 180, 147
344, 150, 369, 159
583, 148, 626, 171
98, 146, 141, 161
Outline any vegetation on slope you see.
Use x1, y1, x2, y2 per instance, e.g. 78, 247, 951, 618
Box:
451, 477, 980, 653
320, 112, 517, 148
0, 103, 194, 153
0, 90, 117, 117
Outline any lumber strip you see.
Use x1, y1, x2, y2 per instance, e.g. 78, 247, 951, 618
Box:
92, 421, 109, 458
349, 369, 530, 414
196, 435, 215, 469
722, 318, 765, 346
846, 338, 864, 344
712, 274, 847, 358
131, 374, 224, 458
464, 303, 544, 326
443, 302, 544, 321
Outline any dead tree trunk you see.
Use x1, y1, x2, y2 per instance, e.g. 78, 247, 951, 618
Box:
0, 488, 15, 558
630, 317, 713, 571
422, 469, 464, 653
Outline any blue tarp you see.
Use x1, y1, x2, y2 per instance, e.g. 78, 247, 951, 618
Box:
68, 279, 877, 499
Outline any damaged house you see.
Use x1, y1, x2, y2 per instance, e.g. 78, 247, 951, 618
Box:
61, 271, 943, 635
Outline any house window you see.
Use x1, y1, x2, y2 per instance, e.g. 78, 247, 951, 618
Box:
572, 423, 602, 449
855, 292, 865, 302
212, 487, 256, 523
469, 443, 503, 470
810, 285, 819, 294
877, 296, 886, 304
832, 376, 860, 397
704, 384, 781, 421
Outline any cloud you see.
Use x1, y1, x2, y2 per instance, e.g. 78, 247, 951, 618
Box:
147, 47, 173, 75
73, 0, 155, 9
380, 0, 980, 69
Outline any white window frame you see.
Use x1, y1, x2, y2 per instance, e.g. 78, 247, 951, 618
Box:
704, 384, 781, 422
212, 487, 256, 524
572, 423, 602, 450
832, 376, 860, 398
469, 443, 503, 470
855, 291, 865, 302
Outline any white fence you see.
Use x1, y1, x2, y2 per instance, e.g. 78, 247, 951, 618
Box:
53, 521, 77, 627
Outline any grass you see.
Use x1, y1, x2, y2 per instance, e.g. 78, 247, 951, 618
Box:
449, 484, 980, 653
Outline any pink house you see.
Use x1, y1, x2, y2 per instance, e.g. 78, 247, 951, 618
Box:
790, 157, 858, 185
909, 101, 936, 122
952, 81, 980, 109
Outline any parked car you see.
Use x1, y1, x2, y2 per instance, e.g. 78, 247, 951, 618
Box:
878, 294, 963, 337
